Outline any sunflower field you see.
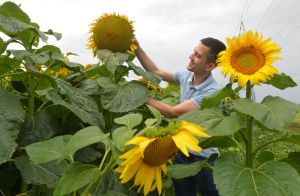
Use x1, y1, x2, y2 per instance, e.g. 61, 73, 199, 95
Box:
0, 1, 300, 196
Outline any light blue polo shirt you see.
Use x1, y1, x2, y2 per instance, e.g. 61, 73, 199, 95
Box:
173, 70, 219, 158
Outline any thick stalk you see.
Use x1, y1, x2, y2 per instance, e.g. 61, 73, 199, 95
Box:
245, 81, 253, 168
27, 75, 35, 116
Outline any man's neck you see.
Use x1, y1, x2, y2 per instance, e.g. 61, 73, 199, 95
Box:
192, 72, 211, 87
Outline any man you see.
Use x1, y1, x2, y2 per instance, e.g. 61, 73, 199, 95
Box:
134, 37, 226, 196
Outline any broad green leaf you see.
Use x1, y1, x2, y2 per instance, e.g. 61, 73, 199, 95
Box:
62, 126, 109, 159
91, 171, 129, 195
256, 151, 275, 165
17, 27, 40, 48
47, 88, 104, 129
0, 55, 21, 75
18, 110, 59, 147
266, 73, 297, 90
200, 136, 236, 149
144, 118, 157, 127
114, 113, 143, 130
0, 37, 5, 54
79, 78, 100, 95
0, 89, 25, 164
0, 14, 48, 42
10, 71, 58, 90
201, 83, 234, 109
54, 163, 100, 196
101, 81, 148, 112
112, 126, 135, 152
128, 61, 161, 84
214, 153, 300, 196
280, 134, 300, 145
167, 161, 211, 179
61, 61, 81, 71
25, 135, 71, 164
97, 49, 129, 73
180, 108, 246, 136
44, 29, 62, 41
281, 152, 300, 175
0, 1, 31, 23
74, 146, 102, 163
9, 50, 50, 64
15, 156, 59, 188
36, 45, 64, 61
232, 96, 300, 130
147, 105, 162, 126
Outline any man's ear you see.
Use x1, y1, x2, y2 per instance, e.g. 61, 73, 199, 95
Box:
206, 63, 216, 71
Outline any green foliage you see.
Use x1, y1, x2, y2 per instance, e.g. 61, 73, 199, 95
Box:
25, 135, 70, 164
18, 110, 59, 147
214, 153, 300, 196
232, 96, 300, 130
201, 83, 234, 109
114, 113, 143, 130
281, 152, 300, 175
167, 160, 212, 179
100, 80, 148, 112
62, 126, 109, 160
180, 108, 246, 136
54, 163, 101, 196
15, 156, 59, 188
266, 73, 297, 90
0, 89, 25, 164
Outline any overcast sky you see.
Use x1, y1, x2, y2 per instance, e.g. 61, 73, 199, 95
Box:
3, 0, 300, 103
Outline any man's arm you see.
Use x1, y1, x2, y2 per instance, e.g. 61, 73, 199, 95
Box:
134, 39, 174, 83
146, 98, 199, 118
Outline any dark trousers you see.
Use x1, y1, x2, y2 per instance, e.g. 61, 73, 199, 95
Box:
172, 153, 219, 196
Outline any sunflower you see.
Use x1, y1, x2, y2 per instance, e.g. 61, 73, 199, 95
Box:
217, 31, 281, 87
87, 13, 136, 54
115, 121, 209, 195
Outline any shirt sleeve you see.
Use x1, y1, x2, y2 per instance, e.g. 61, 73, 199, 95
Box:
173, 71, 189, 84
191, 94, 206, 107
173, 71, 181, 84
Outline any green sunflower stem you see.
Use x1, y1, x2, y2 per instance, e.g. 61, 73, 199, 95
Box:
27, 74, 36, 117
245, 81, 253, 168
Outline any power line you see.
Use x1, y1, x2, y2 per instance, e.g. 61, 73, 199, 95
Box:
279, 26, 300, 46
273, 11, 300, 40
235, 0, 250, 35
256, 0, 277, 30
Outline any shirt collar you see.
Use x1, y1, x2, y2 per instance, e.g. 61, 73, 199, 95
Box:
188, 73, 214, 91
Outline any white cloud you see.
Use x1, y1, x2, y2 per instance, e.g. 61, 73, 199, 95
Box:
2, 0, 300, 103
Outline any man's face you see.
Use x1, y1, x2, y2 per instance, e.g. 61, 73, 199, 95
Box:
187, 42, 213, 73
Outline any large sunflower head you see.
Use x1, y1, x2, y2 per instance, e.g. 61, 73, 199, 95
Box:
87, 13, 136, 54
217, 31, 281, 87
115, 121, 209, 195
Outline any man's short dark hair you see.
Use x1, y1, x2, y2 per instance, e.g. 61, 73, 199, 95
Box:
201, 37, 226, 64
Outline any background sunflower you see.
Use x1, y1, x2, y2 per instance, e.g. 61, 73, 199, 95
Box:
87, 13, 136, 54
217, 31, 281, 87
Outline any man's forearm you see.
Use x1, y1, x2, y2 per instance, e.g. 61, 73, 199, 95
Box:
146, 98, 178, 118
135, 47, 159, 73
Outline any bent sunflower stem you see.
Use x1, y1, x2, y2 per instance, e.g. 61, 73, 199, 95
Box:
99, 148, 110, 171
